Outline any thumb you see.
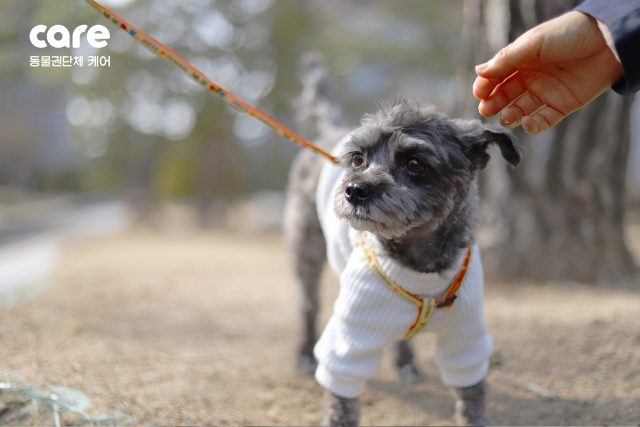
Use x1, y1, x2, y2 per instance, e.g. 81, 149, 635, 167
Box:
476, 36, 536, 81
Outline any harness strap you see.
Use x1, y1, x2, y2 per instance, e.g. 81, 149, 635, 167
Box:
358, 232, 472, 340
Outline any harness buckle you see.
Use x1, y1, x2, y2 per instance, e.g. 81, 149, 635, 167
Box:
436, 295, 458, 308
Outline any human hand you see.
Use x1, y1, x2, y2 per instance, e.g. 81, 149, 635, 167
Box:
473, 11, 623, 134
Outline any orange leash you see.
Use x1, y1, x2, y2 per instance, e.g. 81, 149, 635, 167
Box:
83, 0, 338, 164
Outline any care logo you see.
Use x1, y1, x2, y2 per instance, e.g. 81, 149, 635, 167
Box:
29, 24, 110, 49
28, 24, 112, 69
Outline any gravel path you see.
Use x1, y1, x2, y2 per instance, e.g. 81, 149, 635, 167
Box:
1, 230, 639, 425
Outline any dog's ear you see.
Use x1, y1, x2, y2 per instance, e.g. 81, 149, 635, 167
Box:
454, 119, 521, 169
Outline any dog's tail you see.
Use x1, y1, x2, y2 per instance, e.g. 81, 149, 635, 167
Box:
295, 52, 343, 138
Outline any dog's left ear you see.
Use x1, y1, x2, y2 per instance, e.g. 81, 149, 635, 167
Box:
454, 119, 521, 169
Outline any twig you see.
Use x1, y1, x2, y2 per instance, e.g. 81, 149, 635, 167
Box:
491, 370, 557, 399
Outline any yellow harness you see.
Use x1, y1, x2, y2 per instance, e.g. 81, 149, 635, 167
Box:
358, 232, 472, 340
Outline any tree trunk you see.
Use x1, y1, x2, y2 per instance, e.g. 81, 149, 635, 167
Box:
461, 0, 638, 283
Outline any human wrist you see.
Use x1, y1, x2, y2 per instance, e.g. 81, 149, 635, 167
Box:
574, 10, 624, 87
594, 19, 621, 64
594, 18, 625, 84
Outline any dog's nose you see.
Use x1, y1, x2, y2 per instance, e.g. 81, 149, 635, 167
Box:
345, 182, 371, 204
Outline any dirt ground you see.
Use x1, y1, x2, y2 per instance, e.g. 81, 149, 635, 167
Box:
1, 228, 639, 426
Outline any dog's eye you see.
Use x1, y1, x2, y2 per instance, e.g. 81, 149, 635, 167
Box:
406, 159, 426, 175
351, 153, 365, 168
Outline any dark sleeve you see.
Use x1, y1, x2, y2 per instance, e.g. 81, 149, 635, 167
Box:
575, 0, 640, 94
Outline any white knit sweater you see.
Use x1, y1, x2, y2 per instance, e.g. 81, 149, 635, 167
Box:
314, 158, 493, 399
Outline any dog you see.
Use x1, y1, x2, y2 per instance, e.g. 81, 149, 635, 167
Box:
284, 55, 520, 426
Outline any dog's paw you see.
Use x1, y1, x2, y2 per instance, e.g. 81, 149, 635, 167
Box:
454, 412, 494, 427
322, 391, 360, 427
453, 380, 492, 426
296, 352, 318, 375
396, 362, 426, 384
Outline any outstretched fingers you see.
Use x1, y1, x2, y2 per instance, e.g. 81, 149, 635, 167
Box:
520, 105, 565, 134
472, 75, 502, 100
496, 84, 567, 134
477, 72, 528, 117
500, 91, 545, 128
475, 68, 567, 134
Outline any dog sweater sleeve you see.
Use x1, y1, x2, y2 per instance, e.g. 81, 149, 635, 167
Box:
313, 248, 417, 398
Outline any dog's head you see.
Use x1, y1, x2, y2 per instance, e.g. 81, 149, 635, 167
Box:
334, 100, 520, 239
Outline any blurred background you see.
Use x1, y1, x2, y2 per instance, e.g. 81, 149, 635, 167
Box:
1, 0, 639, 425
0, 1, 469, 230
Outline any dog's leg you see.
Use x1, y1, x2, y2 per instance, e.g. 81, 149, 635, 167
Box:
287, 53, 345, 375
293, 230, 325, 375
284, 154, 327, 374
453, 379, 493, 426
393, 339, 425, 384
322, 390, 360, 427
288, 215, 325, 374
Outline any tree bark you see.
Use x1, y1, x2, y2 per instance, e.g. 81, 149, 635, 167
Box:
461, 0, 638, 283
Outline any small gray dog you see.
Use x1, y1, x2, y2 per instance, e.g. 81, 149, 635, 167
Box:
285, 57, 520, 426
